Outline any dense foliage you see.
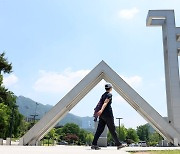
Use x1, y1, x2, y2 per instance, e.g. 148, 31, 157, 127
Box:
108, 125, 139, 145
44, 123, 94, 145
0, 52, 23, 139
137, 124, 150, 142
42, 123, 162, 146
107, 124, 162, 146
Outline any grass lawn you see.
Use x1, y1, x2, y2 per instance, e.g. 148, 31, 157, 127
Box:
150, 151, 180, 154
132, 150, 180, 154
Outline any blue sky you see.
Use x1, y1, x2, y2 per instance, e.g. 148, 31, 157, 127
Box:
1, 0, 180, 128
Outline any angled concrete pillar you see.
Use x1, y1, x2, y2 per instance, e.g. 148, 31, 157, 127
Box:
102, 61, 180, 144
19, 61, 105, 145
147, 10, 180, 134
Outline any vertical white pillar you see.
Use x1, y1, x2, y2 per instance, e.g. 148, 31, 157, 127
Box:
0, 139, 3, 145
174, 138, 179, 146
6, 138, 11, 145
147, 10, 180, 133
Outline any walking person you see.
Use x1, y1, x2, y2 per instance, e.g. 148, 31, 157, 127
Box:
91, 83, 124, 150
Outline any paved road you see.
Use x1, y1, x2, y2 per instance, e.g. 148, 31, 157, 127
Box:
0, 145, 130, 154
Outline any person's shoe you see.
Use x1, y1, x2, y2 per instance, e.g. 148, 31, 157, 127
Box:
117, 144, 125, 150
91, 145, 101, 150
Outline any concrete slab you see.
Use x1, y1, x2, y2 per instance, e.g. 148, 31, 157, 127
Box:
1, 145, 180, 154
126, 146, 180, 152
0, 145, 129, 154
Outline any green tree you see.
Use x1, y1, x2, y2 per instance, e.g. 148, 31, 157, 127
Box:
45, 128, 57, 145
0, 52, 23, 138
18, 119, 32, 137
0, 52, 13, 105
86, 133, 93, 145
148, 132, 163, 146
137, 124, 150, 142
55, 127, 63, 135
48, 128, 57, 140
0, 103, 10, 138
79, 129, 88, 144
54, 123, 93, 145
126, 128, 139, 142
108, 125, 127, 145
119, 125, 127, 141
0, 52, 12, 74
9, 107, 23, 137
61, 123, 80, 136
55, 127, 66, 142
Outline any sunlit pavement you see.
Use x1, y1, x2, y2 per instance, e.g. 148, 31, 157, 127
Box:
1, 145, 180, 154
0, 145, 129, 154
125, 146, 180, 152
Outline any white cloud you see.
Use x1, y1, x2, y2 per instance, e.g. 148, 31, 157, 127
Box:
33, 68, 143, 104
3, 74, 18, 87
33, 69, 90, 93
118, 7, 139, 20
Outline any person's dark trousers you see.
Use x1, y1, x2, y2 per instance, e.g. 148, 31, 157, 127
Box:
92, 115, 121, 146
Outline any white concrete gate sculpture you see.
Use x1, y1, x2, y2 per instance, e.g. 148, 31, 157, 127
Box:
20, 10, 180, 146
147, 10, 180, 138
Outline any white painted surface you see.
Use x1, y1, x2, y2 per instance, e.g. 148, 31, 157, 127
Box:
0, 146, 130, 154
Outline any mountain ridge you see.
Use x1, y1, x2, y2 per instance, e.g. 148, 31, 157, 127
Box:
16, 96, 94, 130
